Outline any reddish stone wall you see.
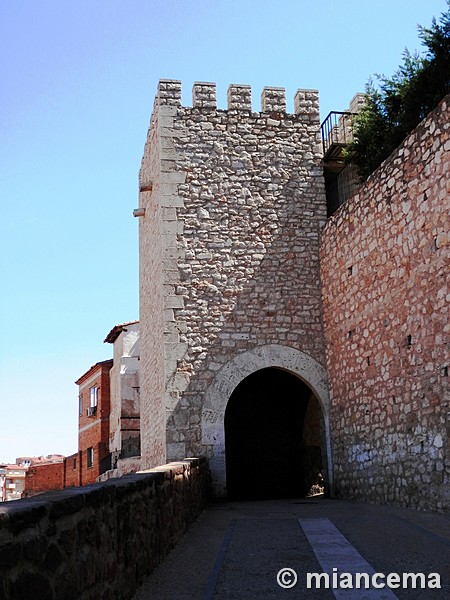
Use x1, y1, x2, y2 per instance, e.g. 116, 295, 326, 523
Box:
23, 463, 64, 498
321, 97, 450, 511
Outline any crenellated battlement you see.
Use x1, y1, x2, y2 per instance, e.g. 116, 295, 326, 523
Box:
192, 81, 217, 108
227, 84, 252, 110
261, 86, 286, 112
154, 78, 319, 118
156, 79, 182, 105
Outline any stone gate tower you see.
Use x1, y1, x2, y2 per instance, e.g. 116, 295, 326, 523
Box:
138, 80, 331, 496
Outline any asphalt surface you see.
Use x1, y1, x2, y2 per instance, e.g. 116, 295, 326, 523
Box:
132, 497, 450, 600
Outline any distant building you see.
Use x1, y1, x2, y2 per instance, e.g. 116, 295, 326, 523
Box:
1, 322, 141, 500
75, 359, 114, 484
104, 321, 141, 468
17, 455, 65, 467
0, 464, 27, 501
0, 456, 71, 502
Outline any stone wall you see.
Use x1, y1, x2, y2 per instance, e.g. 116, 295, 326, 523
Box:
0, 458, 209, 600
320, 96, 450, 511
139, 86, 168, 468
138, 80, 328, 475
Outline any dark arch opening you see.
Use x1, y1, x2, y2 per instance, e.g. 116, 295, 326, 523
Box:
224, 367, 324, 500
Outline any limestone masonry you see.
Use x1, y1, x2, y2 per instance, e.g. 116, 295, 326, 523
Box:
138, 79, 449, 510
139, 81, 330, 495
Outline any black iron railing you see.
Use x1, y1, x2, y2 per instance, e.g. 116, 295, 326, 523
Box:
321, 111, 355, 160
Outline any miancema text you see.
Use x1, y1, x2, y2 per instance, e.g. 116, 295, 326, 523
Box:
307, 569, 441, 589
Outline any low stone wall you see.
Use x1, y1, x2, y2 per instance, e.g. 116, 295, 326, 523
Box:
0, 458, 209, 600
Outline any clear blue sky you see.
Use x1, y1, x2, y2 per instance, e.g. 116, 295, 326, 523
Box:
0, 0, 447, 463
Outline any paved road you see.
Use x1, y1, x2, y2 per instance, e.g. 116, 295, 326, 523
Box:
132, 497, 450, 600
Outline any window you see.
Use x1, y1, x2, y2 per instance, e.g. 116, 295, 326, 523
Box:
73, 458, 77, 470
87, 448, 94, 468
87, 387, 98, 416
90, 387, 99, 408
78, 395, 83, 417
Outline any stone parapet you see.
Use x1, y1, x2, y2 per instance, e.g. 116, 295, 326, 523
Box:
0, 458, 209, 600
151, 79, 320, 116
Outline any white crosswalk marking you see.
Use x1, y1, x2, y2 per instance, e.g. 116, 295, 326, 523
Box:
299, 518, 399, 599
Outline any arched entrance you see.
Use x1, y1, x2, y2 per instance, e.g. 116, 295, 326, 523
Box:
201, 344, 333, 498
225, 367, 324, 500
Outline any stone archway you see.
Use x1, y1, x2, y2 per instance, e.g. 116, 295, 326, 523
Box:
225, 367, 324, 500
201, 344, 333, 497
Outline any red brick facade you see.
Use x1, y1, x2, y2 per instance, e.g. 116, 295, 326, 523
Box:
63, 451, 82, 488
75, 360, 113, 485
23, 462, 65, 497
20, 361, 114, 498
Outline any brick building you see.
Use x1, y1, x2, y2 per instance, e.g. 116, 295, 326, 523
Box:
2, 326, 141, 499
70, 324, 141, 486
74, 359, 113, 485
0, 465, 27, 501
1, 456, 66, 501
62, 452, 80, 488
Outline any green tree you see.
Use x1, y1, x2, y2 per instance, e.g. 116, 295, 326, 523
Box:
347, 2, 450, 180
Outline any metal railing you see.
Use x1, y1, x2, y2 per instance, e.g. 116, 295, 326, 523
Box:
321, 111, 355, 159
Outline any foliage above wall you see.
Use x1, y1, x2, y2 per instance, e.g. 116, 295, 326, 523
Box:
347, 1, 450, 180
